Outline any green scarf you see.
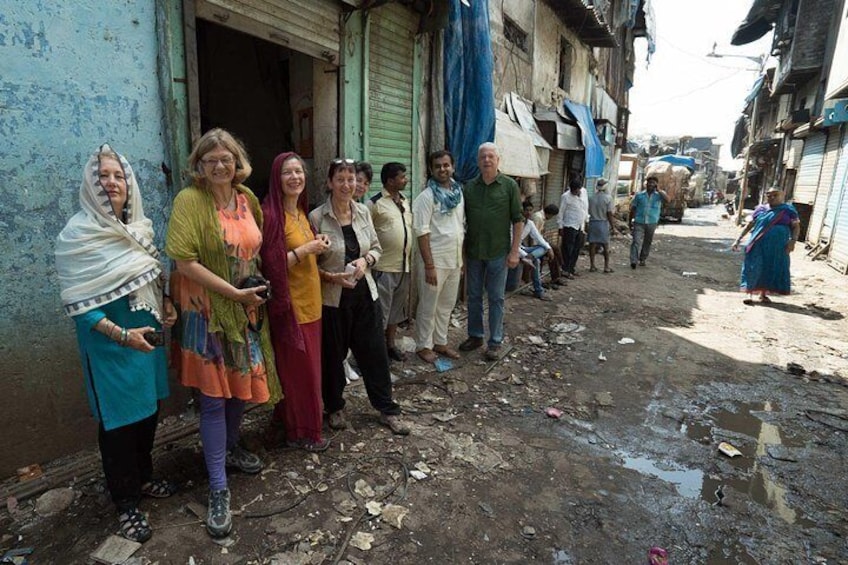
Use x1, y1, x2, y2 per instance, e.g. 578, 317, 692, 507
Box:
166, 185, 281, 404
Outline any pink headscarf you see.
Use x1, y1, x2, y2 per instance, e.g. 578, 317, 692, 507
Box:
260, 152, 312, 351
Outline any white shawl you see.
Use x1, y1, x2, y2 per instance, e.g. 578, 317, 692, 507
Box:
55, 144, 164, 321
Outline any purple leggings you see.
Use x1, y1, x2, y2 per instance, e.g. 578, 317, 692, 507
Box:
198, 394, 245, 491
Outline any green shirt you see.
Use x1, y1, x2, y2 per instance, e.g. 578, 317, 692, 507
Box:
463, 173, 523, 260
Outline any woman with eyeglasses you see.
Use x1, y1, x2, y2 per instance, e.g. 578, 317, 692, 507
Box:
165, 128, 281, 539
261, 152, 331, 452
309, 159, 410, 436
732, 186, 800, 305
56, 145, 177, 543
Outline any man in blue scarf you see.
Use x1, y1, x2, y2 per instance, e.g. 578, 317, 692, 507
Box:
412, 151, 465, 364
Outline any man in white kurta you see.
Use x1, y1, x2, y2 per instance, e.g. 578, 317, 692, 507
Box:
412, 151, 465, 364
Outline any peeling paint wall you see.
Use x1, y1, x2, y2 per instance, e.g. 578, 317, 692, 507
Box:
531, 1, 593, 108
0, 0, 170, 476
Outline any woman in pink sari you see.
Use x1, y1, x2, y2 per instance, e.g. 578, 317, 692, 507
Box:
261, 152, 331, 451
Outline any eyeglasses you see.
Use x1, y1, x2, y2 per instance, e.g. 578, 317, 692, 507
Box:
202, 156, 235, 167
332, 158, 355, 165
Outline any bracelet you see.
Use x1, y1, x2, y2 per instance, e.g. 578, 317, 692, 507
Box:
108, 323, 119, 341
292, 248, 300, 263
120, 328, 129, 346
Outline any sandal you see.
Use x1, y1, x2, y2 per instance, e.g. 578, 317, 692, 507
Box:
589, 266, 598, 272
759, 295, 772, 303
433, 345, 460, 359
118, 507, 152, 543
287, 438, 331, 453
141, 478, 177, 499
387, 346, 407, 362
417, 348, 438, 364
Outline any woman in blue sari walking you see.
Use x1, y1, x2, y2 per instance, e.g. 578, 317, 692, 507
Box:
732, 186, 801, 305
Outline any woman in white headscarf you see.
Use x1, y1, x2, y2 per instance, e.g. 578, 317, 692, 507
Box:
55, 144, 177, 543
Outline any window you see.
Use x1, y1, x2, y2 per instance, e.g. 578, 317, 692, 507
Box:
503, 16, 528, 53
558, 37, 573, 92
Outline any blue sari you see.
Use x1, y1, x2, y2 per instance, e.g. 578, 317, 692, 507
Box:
741, 203, 798, 295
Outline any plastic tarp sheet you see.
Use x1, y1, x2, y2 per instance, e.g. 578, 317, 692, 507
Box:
563, 100, 605, 178
494, 110, 543, 179
648, 154, 696, 171
444, 0, 495, 182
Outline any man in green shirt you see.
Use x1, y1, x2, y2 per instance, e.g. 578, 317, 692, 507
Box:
459, 142, 523, 360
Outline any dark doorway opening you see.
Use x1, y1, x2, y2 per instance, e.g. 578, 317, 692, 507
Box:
196, 19, 294, 201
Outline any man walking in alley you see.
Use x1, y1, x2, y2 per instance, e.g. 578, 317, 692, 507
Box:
588, 179, 615, 273
629, 176, 669, 269
368, 162, 413, 361
557, 177, 589, 278
460, 142, 523, 361
412, 151, 465, 364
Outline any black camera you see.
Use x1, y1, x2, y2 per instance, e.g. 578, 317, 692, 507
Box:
143, 331, 164, 346
239, 275, 271, 300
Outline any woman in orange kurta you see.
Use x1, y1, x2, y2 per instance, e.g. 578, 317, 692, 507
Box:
165, 128, 280, 539
261, 152, 330, 451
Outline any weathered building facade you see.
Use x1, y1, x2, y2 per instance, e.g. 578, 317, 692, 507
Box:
0, 0, 653, 475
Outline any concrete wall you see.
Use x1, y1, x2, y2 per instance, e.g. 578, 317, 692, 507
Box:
0, 0, 171, 476
489, 0, 535, 107
531, 1, 592, 107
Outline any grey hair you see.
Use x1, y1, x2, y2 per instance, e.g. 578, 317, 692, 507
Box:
478, 142, 500, 156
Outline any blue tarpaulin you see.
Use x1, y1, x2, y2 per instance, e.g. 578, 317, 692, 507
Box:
562, 100, 605, 179
647, 154, 696, 171
444, 0, 495, 182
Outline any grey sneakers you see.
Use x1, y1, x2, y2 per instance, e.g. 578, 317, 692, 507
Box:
225, 445, 263, 474
206, 488, 232, 538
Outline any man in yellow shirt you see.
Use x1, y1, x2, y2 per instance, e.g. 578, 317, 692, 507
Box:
367, 162, 413, 361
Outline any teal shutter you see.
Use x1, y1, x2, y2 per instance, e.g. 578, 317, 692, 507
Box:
366, 3, 416, 194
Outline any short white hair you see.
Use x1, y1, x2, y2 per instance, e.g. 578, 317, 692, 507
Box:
478, 142, 500, 156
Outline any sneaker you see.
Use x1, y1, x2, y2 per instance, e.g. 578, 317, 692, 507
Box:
225, 445, 263, 474
484, 344, 501, 361
630, 262, 637, 269
379, 414, 410, 436
343, 360, 361, 381
458, 336, 484, 351
639, 260, 646, 266
206, 488, 232, 538
535, 293, 553, 302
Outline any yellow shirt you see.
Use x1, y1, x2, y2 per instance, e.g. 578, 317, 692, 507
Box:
366, 189, 413, 273
285, 210, 322, 324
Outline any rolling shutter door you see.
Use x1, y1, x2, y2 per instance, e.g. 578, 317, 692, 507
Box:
823, 130, 848, 242
793, 132, 826, 205
827, 132, 848, 273
367, 3, 416, 193
543, 150, 567, 242
807, 130, 842, 244
196, 0, 341, 63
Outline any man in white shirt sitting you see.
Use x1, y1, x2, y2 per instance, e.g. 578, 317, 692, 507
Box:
506, 201, 554, 301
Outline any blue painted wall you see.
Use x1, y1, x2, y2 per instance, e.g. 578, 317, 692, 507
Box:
0, 0, 174, 476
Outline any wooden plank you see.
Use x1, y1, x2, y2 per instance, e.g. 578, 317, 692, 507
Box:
90, 535, 142, 565
184, 0, 202, 145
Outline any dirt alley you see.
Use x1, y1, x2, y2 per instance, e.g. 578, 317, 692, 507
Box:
4, 204, 848, 564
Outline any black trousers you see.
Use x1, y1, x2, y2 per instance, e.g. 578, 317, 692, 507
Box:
322, 290, 400, 416
560, 227, 584, 274
98, 410, 158, 511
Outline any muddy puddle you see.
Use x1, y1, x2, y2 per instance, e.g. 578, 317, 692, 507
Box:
614, 401, 814, 562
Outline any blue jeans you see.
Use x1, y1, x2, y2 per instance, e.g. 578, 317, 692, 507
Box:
466, 255, 508, 347
506, 246, 547, 296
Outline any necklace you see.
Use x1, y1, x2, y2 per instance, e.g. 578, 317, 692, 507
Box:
285, 208, 312, 243
214, 188, 235, 210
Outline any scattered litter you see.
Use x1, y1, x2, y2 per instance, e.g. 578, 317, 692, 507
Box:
381, 504, 409, 529
434, 358, 453, 373
509, 374, 524, 386
316, 483, 329, 493
521, 525, 537, 540
786, 362, 806, 375
553, 334, 583, 345
545, 407, 563, 419
478, 501, 494, 516
648, 546, 669, 565
398, 336, 417, 353
34, 488, 75, 517
211, 536, 236, 548
598, 352, 607, 362
16, 464, 43, 482
682, 271, 697, 277
432, 412, 457, 423
365, 501, 383, 516
349, 532, 375, 551
595, 392, 615, 407
527, 335, 545, 345
718, 441, 742, 458
414, 462, 432, 473
185, 502, 206, 519
409, 470, 428, 481
552, 322, 585, 333
353, 480, 375, 498
618, 337, 635, 345
90, 535, 141, 565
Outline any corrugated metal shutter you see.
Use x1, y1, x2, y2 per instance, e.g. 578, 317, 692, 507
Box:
827, 132, 848, 273
543, 150, 567, 242
808, 129, 842, 244
823, 129, 848, 242
196, 0, 341, 63
366, 3, 416, 194
793, 132, 827, 205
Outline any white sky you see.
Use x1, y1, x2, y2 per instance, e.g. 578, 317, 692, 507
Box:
628, 0, 773, 170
